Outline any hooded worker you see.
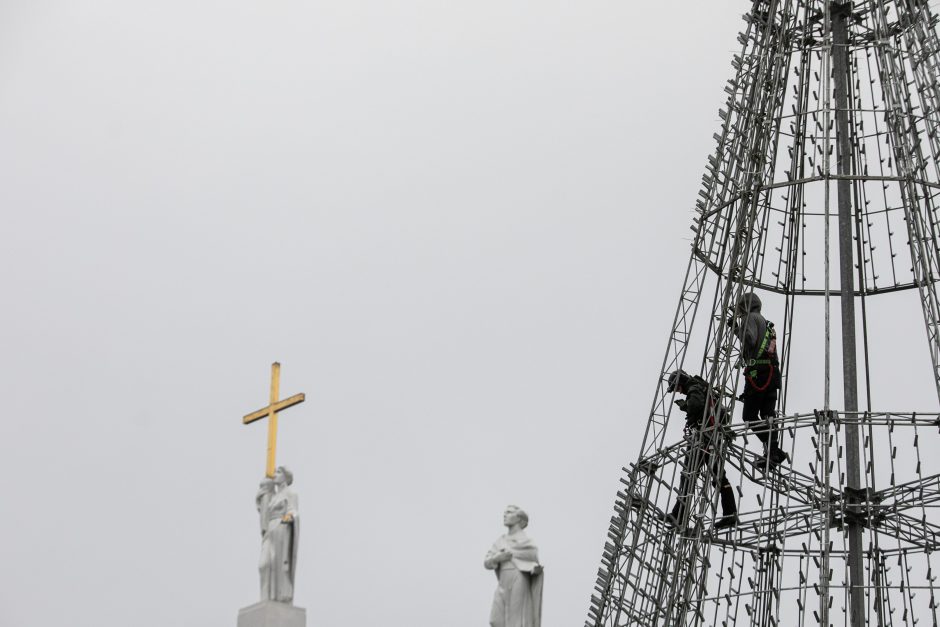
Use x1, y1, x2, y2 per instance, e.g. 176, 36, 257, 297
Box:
729, 292, 787, 468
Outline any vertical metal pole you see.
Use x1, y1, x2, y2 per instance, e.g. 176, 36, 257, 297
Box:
831, 3, 866, 627
819, 411, 832, 627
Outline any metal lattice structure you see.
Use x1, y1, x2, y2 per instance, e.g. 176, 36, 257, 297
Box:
588, 2, 940, 626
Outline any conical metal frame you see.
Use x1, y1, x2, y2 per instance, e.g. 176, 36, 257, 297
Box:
588, 2, 940, 626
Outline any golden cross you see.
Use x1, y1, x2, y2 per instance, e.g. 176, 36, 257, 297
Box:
243, 362, 305, 478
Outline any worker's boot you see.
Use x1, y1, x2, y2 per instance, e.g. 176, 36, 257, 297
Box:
767, 445, 788, 467
754, 434, 788, 469
753, 447, 787, 470
713, 486, 738, 531
664, 501, 687, 529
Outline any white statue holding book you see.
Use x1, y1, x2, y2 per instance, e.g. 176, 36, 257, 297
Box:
256, 466, 300, 603
484, 505, 544, 627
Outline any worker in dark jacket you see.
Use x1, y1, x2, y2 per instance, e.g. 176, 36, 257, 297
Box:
729, 292, 787, 469
664, 370, 738, 531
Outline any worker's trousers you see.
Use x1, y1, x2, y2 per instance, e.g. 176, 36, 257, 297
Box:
741, 384, 782, 452
671, 438, 736, 523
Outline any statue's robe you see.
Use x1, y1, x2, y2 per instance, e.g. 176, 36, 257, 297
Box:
257, 485, 300, 603
485, 531, 544, 627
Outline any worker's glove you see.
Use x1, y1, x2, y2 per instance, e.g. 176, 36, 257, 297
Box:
674, 398, 688, 411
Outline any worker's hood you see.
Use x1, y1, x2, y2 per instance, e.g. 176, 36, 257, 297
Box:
735, 292, 762, 314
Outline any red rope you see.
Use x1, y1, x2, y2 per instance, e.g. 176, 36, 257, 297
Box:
746, 363, 775, 392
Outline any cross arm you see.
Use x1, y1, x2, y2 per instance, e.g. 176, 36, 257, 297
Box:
243, 393, 306, 424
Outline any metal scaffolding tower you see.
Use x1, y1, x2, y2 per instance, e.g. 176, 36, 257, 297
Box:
587, 2, 940, 626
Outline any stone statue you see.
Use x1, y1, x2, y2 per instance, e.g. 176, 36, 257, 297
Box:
256, 466, 299, 603
484, 505, 544, 627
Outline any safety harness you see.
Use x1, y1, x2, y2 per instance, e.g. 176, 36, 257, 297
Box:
745, 321, 779, 392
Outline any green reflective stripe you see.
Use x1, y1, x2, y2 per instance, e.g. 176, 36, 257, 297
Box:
756, 327, 772, 357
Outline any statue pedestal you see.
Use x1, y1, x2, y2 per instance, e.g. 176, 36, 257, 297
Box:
237, 601, 306, 627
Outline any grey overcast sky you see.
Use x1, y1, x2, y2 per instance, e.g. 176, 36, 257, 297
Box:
4, 2, 939, 627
